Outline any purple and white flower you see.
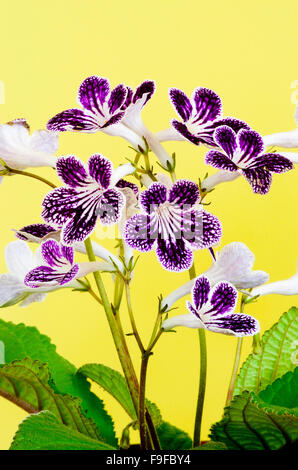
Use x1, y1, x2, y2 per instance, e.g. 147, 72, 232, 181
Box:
161, 242, 269, 311
124, 180, 222, 272
41, 154, 134, 246
0, 120, 58, 181
0, 240, 81, 308
47, 76, 155, 151
162, 276, 259, 336
157, 87, 249, 147
205, 126, 293, 194
24, 239, 116, 288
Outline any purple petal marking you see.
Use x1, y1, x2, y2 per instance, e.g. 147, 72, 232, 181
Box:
88, 154, 112, 189
168, 179, 200, 207
97, 188, 125, 225
121, 87, 133, 110
184, 211, 222, 249
24, 265, 57, 288
238, 129, 264, 162
171, 120, 200, 145
41, 239, 65, 267
242, 167, 272, 194
169, 88, 193, 121
186, 300, 200, 318
124, 214, 156, 252
61, 245, 74, 265
192, 276, 210, 310
133, 80, 155, 105
205, 150, 238, 171
212, 117, 250, 134
47, 109, 100, 132
101, 111, 125, 128
78, 76, 110, 112
15, 223, 56, 241
204, 313, 259, 336
246, 153, 294, 173
213, 125, 237, 158
156, 238, 193, 272
192, 88, 222, 124
56, 156, 89, 188
116, 179, 139, 196
42, 187, 78, 227
140, 183, 167, 214
108, 84, 127, 114
60, 264, 79, 285
62, 208, 98, 245
208, 281, 238, 316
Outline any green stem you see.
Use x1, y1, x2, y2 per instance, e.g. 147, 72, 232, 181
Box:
225, 296, 245, 406
252, 332, 261, 353
189, 263, 207, 448
125, 282, 145, 353
139, 352, 151, 450
8, 168, 56, 188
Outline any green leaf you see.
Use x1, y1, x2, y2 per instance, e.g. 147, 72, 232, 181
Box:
0, 341, 4, 364
254, 367, 298, 416
10, 411, 116, 450
0, 320, 116, 446
0, 358, 102, 441
193, 441, 227, 450
79, 363, 162, 427
156, 422, 192, 450
234, 307, 298, 396
210, 391, 298, 450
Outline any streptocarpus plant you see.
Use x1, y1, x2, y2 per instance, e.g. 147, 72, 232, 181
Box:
0, 76, 298, 451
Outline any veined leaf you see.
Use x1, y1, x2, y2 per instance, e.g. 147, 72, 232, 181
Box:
10, 411, 116, 450
234, 307, 298, 395
193, 441, 227, 450
0, 319, 116, 446
0, 341, 4, 364
0, 358, 101, 441
210, 391, 298, 450
156, 422, 192, 450
79, 363, 162, 427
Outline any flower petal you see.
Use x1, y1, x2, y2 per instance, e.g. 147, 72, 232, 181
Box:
62, 207, 98, 245
171, 120, 200, 145
110, 163, 136, 188
88, 154, 112, 189
78, 76, 110, 112
124, 213, 156, 252
42, 187, 78, 227
168, 179, 200, 207
56, 156, 90, 187
108, 84, 127, 114
237, 129, 264, 161
169, 88, 193, 121
185, 211, 222, 249
192, 88, 222, 123
162, 313, 202, 330
156, 238, 193, 272
133, 80, 155, 106
211, 117, 250, 134
205, 150, 238, 171
101, 111, 125, 128
246, 153, 293, 173
116, 178, 139, 196
0, 273, 28, 307
97, 188, 125, 225
192, 276, 211, 310
208, 281, 238, 316
213, 125, 237, 158
30, 129, 59, 156
140, 183, 167, 214
204, 313, 259, 336
15, 223, 56, 242
5, 241, 34, 278
47, 109, 100, 132
41, 239, 66, 267
242, 167, 272, 194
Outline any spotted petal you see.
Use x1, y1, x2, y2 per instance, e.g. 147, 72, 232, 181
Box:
242, 167, 272, 194
62, 208, 98, 245
97, 188, 125, 225
140, 183, 167, 214
15, 223, 56, 241
56, 156, 89, 187
204, 313, 259, 336
42, 187, 78, 227
88, 154, 112, 189
169, 88, 193, 121
78, 76, 110, 113
246, 153, 293, 173
208, 281, 238, 316
237, 129, 264, 161
168, 179, 200, 207
124, 213, 156, 252
205, 150, 238, 171
192, 277, 210, 310
192, 88, 222, 124
47, 109, 100, 133
24, 264, 79, 288
184, 211, 222, 249
108, 84, 127, 114
156, 238, 193, 272
41, 239, 67, 267
133, 80, 155, 106
171, 120, 200, 145
213, 126, 237, 158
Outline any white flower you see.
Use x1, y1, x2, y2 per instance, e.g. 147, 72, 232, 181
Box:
201, 170, 241, 191
263, 105, 298, 149
0, 120, 58, 173
160, 242, 269, 311
0, 240, 78, 308
251, 259, 298, 297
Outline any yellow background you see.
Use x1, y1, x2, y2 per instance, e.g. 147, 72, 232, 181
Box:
0, 0, 298, 449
